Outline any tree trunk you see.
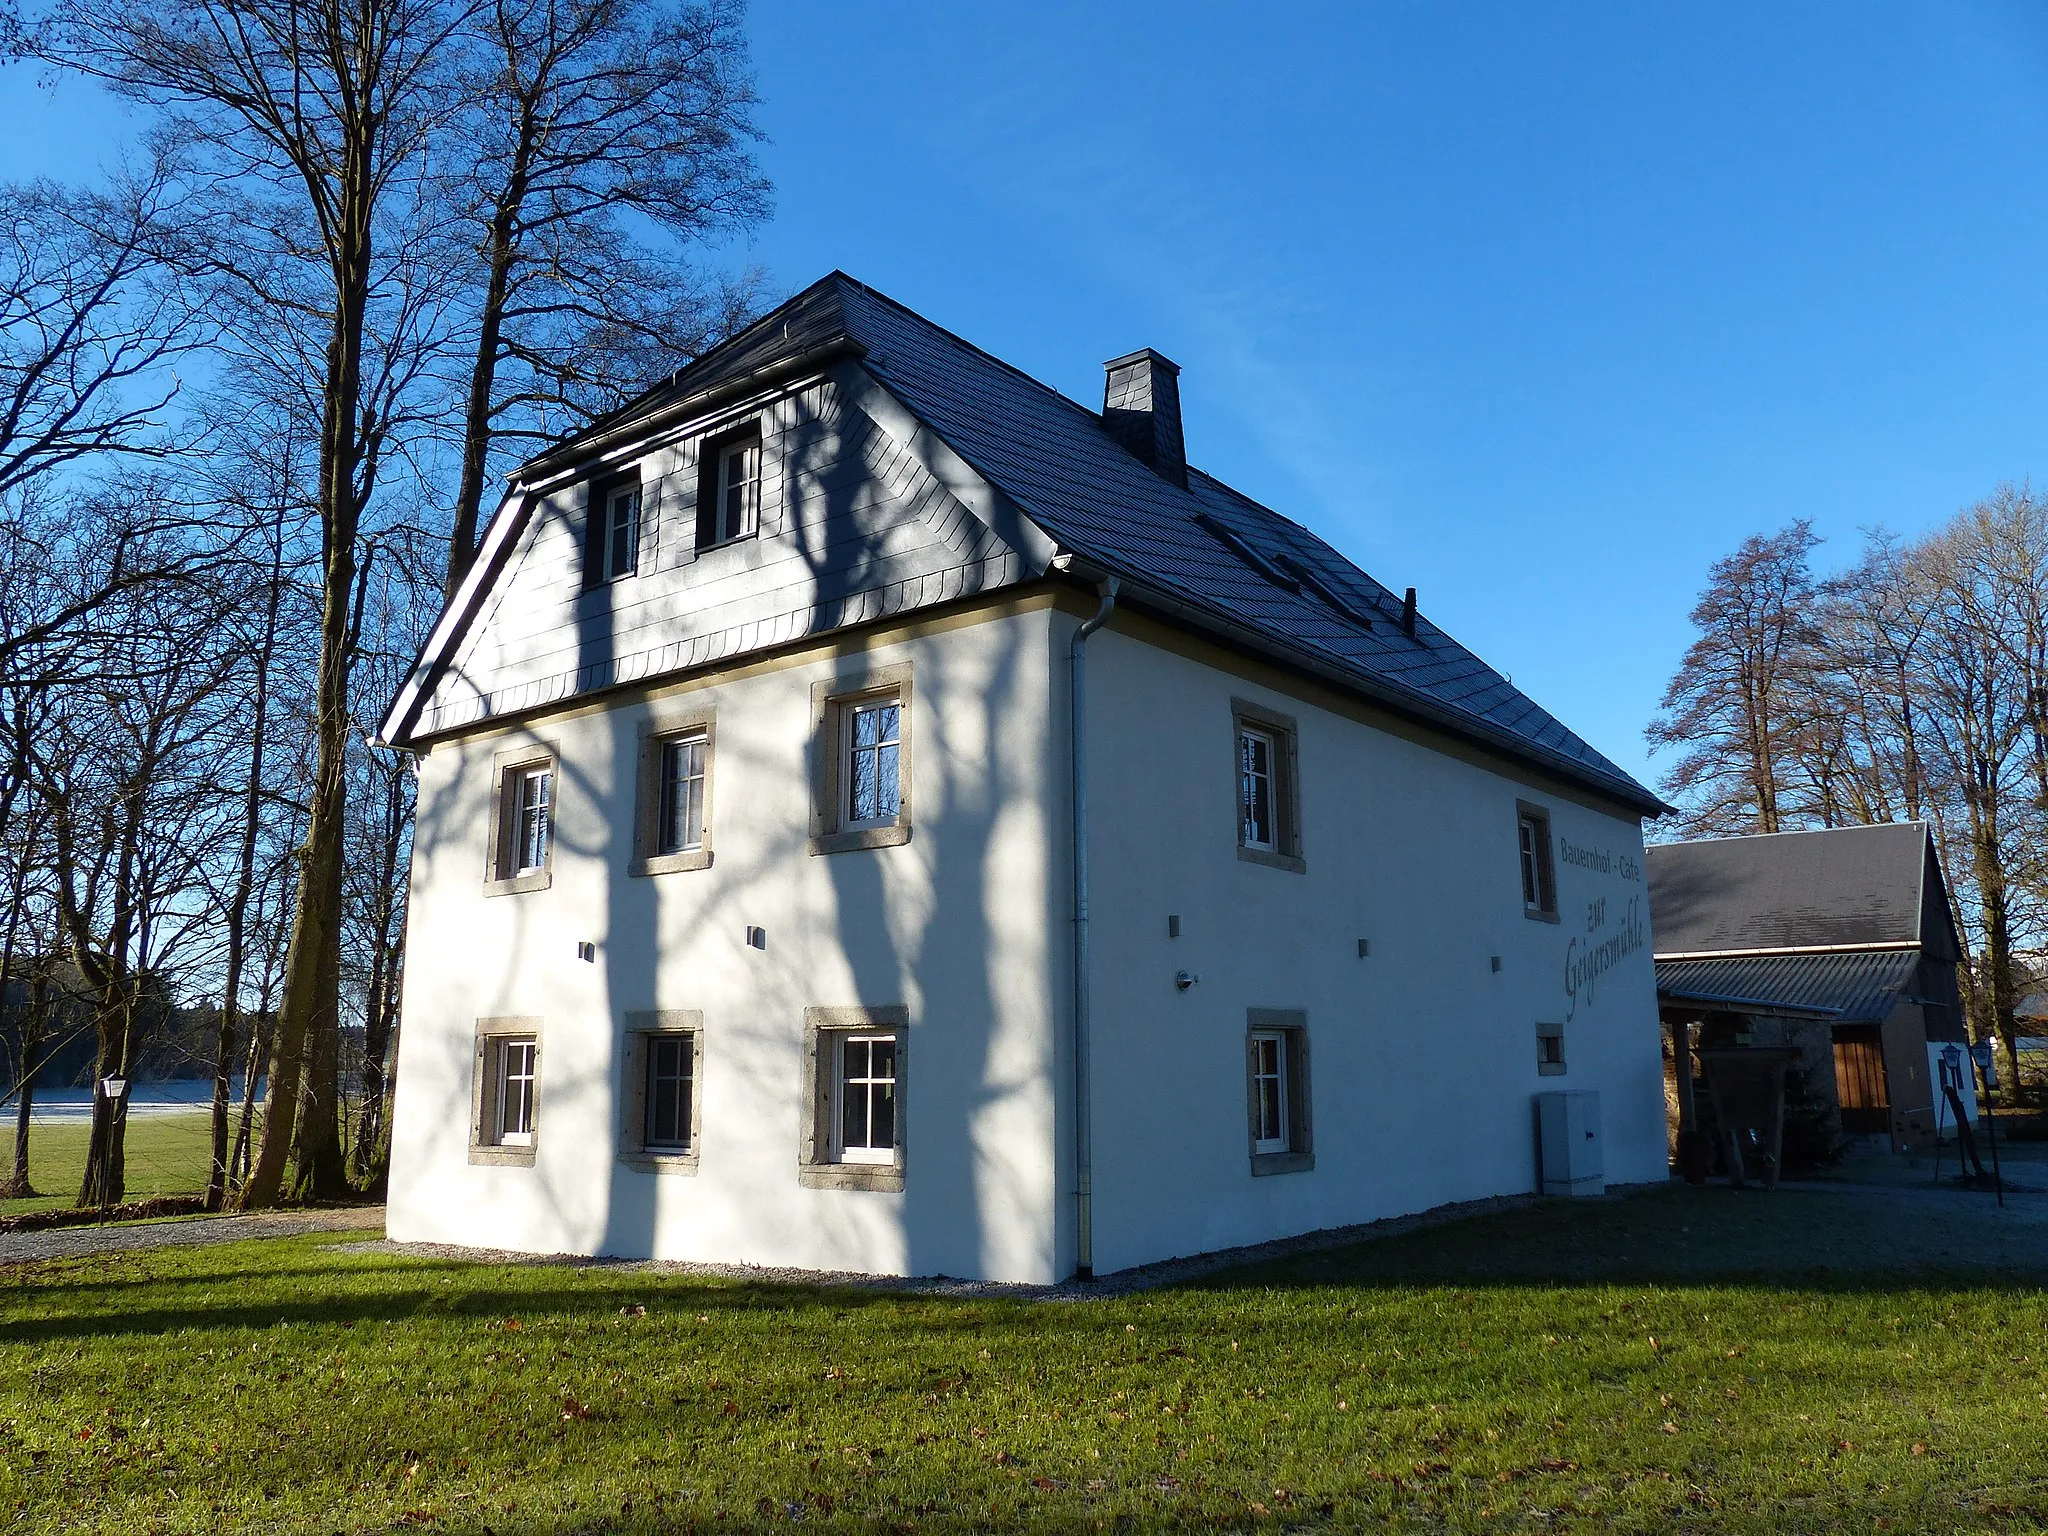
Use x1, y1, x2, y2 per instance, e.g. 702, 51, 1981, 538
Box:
3, 968, 46, 1198
77, 984, 134, 1208
208, 524, 283, 1210
443, 122, 532, 602
239, 115, 377, 1210
350, 757, 406, 1184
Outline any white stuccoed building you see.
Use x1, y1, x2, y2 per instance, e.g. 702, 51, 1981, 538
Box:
377, 273, 1669, 1284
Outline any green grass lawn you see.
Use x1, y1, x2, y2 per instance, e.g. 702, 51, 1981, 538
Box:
1, 1186, 2046, 1533
0, 1111, 216, 1216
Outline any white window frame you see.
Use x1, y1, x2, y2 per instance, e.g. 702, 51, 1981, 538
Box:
1246, 1009, 1313, 1175
1239, 725, 1279, 852
513, 766, 552, 875
1250, 1030, 1288, 1153
832, 1032, 900, 1165
841, 695, 903, 830
497, 1037, 537, 1147
1517, 801, 1558, 920
602, 480, 641, 581
799, 1006, 907, 1191
656, 732, 708, 856
714, 437, 760, 544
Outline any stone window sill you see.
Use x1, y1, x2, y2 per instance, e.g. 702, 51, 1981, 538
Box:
468, 1144, 537, 1168
798, 1163, 904, 1193
619, 1151, 700, 1176
1238, 846, 1306, 875
1250, 1151, 1314, 1177
630, 849, 713, 878
808, 824, 912, 857
484, 870, 552, 898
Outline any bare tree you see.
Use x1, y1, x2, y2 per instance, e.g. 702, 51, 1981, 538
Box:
1648, 521, 1823, 835
38, 0, 478, 1205
442, 0, 765, 597
1913, 488, 2048, 1087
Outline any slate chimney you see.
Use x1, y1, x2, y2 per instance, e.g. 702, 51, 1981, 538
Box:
1102, 349, 1187, 489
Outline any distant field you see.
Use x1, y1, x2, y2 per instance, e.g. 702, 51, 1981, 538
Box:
0, 1111, 217, 1215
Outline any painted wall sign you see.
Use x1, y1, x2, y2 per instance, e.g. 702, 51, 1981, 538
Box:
1560, 838, 1641, 884
1564, 893, 1645, 1022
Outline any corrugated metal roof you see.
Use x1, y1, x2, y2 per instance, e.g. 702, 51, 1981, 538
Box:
480, 273, 1658, 811
1655, 950, 1922, 1024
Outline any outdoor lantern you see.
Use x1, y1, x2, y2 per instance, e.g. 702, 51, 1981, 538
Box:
99, 1076, 128, 1102
1970, 1040, 1999, 1091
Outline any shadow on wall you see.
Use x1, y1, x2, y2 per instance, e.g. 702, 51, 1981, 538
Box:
536, 399, 1048, 1278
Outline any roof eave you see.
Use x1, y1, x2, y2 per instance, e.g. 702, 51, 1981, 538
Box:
516, 335, 868, 484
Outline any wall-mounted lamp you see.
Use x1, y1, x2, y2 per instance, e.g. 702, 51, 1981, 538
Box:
1167, 914, 1181, 939
1356, 938, 1370, 958
746, 926, 768, 951
1490, 955, 1502, 973
576, 941, 597, 963
1175, 970, 1200, 992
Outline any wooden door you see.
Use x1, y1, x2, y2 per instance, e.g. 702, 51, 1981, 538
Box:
1832, 1026, 1890, 1135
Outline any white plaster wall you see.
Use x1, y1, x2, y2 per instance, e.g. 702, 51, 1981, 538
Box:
387, 605, 1062, 1283
1076, 620, 1668, 1276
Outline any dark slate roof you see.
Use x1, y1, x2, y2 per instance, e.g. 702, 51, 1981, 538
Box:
1655, 950, 1920, 1024
1647, 822, 1943, 955
517, 273, 1659, 813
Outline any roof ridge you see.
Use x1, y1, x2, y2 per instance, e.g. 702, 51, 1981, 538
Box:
1650, 820, 1928, 851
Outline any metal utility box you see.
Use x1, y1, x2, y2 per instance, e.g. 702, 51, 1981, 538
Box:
1537, 1090, 1604, 1197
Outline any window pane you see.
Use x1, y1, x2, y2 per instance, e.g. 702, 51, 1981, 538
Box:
1519, 818, 1540, 907
876, 742, 899, 818
607, 487, 638, 579
501, 1040, 536, 1139
1240, 729, 1274, 848
517, 769, 551, 872
851, 744, 877, 822
841, 1071, 867, 1150
646, 1036, 690, 1148
870, 1078, 895, 1150
720, 443, 759, 541
847, 701, 900, 826
659, 737, 705, 854
1252, 1033, 1285, 1147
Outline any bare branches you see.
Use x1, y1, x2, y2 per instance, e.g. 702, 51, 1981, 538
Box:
0, 156, 199, 499
1647, 521, 1822, 837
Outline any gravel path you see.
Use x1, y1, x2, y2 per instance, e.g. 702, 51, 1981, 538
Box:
342, 1190, 1563, 1300
0, 1205, 384, 1264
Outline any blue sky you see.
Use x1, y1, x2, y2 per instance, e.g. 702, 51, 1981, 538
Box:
9, 3, 2048, 789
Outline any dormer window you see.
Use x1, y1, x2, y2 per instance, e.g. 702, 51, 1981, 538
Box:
582, 471, 641, 588
697, 426, 762, 549
602, 480, 640, 581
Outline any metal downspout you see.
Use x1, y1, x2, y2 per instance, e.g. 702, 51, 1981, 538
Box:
1070, 575, 1119, 1282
